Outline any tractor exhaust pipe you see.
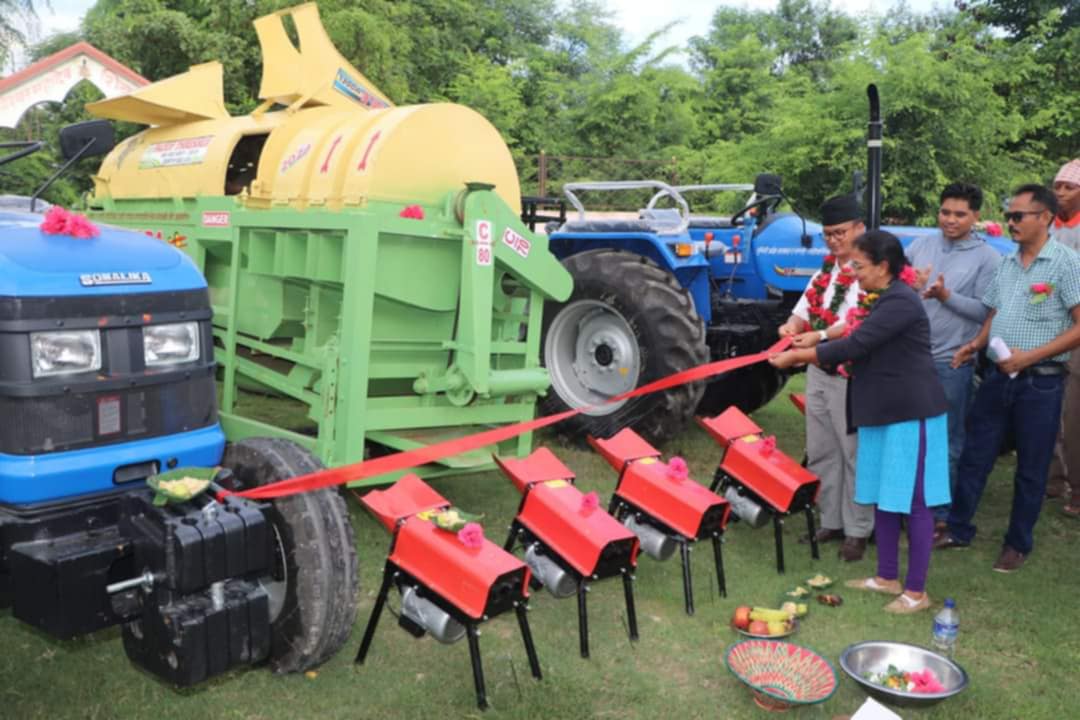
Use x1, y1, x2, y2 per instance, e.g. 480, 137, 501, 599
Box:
866, 84, 882, 230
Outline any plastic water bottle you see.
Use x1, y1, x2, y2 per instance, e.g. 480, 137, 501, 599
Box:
931, 597, 959, 656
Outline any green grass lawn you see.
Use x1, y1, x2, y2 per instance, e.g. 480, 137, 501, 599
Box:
4, 374, 1079, 719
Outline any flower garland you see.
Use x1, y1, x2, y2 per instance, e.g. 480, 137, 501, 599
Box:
836, 265, 918, 378
842, 265, 920, 338
805, 254, 857, 330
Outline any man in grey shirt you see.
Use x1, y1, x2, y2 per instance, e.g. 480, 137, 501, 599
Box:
906, 183, 1002, 522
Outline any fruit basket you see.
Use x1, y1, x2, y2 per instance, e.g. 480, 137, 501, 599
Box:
725, 639, 838, 712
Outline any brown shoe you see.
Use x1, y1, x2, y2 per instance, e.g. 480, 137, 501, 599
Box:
992, 546, 1026, 573
839, 537, 867, 562
799, 527, 845, 545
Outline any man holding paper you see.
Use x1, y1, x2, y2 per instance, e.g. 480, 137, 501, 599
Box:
935, 184, 1080, 572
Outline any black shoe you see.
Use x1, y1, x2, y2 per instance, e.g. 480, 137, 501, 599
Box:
932, 532, 970, 550
799, 528, 844, 545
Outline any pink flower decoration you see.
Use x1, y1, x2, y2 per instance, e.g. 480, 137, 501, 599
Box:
985, 221, 1003, 237
457, 522, 484, 549
40, 207, 100, 239
666, 456, 689, 481
898, 265, 918, 287
580, 491, 599, 512
911, 668, 946, 694
399, 204, 425, 220
1031, 282, 1051, 295
758, 435, 777, 457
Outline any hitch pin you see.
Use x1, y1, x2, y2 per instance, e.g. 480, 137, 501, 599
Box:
106, 570, 155, 594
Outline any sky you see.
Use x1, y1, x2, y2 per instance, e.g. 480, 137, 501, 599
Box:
26, 0, 945, 63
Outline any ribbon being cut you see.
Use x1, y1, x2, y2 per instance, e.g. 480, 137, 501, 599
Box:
219, 338, 792, 501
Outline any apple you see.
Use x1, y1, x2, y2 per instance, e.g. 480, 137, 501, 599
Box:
733, 606, 752, 630
748, 620, 769, 635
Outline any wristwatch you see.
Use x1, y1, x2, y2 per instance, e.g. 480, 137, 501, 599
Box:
818, 329, 828, 343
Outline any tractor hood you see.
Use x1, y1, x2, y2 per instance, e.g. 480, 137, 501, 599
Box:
0, 210, 206, 297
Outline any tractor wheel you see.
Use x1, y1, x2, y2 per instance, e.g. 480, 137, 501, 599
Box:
221, 438, 359, 674
541, 249, 708, 445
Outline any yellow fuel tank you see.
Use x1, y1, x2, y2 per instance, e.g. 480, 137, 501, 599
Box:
87, 3, 521, 211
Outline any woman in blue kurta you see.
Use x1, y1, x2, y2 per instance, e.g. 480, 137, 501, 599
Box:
770, 230, 949, 613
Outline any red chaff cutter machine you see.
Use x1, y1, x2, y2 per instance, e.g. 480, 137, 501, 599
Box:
698, 406, 821, 574
355, 475, 542, 710
495, 447, 640, 658
589, 429, 730, 616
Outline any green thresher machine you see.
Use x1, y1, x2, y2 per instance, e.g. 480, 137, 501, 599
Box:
84, 3, 572, 483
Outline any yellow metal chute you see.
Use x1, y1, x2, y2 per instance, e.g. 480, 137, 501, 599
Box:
85, 62, 229, 127
255, 2, 393, 111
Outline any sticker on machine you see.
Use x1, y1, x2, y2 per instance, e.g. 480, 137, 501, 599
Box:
97, 396, 121, 436
476, 244, 493, 266
475, 220, 492, 246
502, 227, 531, 258
138, 135, 213, 169
202, 211, 230, 227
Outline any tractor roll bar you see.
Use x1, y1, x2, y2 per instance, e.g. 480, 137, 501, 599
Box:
644, 184, 755, 210
562, 180, 691, 235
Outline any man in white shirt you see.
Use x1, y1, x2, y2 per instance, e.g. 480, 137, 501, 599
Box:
779, 194, 873, 561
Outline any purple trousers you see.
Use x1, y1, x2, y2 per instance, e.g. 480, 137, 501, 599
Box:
874, 419, 933, 593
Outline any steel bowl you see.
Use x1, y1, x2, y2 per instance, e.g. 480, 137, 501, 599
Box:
839, 641, 969, 708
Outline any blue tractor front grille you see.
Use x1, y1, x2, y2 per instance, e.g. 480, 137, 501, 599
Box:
0, 374, 217, 455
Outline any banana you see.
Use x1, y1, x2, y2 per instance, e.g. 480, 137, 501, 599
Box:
749, 607, 791, 622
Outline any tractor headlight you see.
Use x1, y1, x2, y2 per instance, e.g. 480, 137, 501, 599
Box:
143, 322, 200, 367
30, 330, 102, 378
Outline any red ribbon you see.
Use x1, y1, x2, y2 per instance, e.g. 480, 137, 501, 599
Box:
224, 338, 791, 500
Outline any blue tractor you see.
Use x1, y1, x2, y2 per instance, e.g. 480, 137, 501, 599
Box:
535, 176, 828, 443
532, 93, 1013, 444
0, 122, 357, 685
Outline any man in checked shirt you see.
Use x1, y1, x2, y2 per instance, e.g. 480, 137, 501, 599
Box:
935, 184, 1080, 572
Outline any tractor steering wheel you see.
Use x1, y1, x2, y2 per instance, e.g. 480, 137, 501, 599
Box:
729, 196, 779, 227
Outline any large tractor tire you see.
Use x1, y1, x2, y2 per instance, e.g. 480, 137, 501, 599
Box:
541, 249, 708, 445
221, 438, 358, 674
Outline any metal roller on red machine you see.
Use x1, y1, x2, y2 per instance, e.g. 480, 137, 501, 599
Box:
588, 429, 730, 616
698, 406, 821, 574
495, 447, 640, 658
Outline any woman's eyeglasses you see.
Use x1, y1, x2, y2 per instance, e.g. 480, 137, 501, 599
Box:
1003, 210, 1046, 223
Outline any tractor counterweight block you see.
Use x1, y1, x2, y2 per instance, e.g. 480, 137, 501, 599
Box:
113, 491, 273, 685
120, 492, 271, 594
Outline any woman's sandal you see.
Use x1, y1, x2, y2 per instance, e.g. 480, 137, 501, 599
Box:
844, 577, 902, 595
884, 592, 931, 614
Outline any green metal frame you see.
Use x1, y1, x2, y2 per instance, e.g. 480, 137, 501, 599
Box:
90, 187, 571, 485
